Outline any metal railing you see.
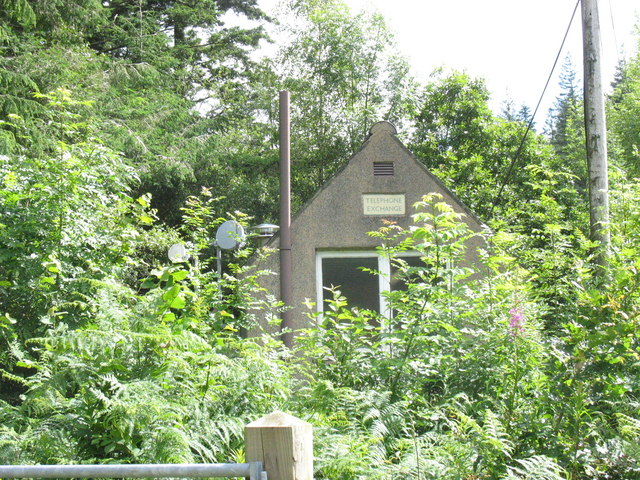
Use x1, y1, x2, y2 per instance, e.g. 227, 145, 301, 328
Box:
0, 462, 266, 480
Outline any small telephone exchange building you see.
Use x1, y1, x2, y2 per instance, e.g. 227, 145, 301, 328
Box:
254, 121, 485, 331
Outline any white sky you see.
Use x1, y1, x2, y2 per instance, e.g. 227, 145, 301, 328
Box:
258, 0, 639, 120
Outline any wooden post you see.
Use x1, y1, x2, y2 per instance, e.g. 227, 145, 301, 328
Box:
245, 411, 313, 480
582, 0, 611, 274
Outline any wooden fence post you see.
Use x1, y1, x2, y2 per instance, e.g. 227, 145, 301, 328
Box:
245, 411, 313, 480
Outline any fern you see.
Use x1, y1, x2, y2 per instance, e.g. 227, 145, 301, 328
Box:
503, 455, 566, 480
12, 306, 292, 465
481, 409, 514, 458
448, 408, 514, 478
617, 413, 640, 440
313, 429, 376, 480
452, 409, 513, 456
0, 426, 25, 464
370, 429, 480, 480
0, 399, 24, 429
145, 425, 194, 464
0, 367, 29, 387
615, 413, 640, 471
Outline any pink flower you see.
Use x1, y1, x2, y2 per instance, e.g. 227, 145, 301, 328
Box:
509, 308, 525, 337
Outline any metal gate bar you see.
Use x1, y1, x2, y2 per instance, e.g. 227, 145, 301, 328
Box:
0, 462, 265, 480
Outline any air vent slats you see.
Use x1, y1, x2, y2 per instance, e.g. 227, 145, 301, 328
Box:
373, 162, 394, 176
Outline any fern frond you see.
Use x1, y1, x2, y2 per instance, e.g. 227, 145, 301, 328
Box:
482, 409, 514, 457
452, 410, 482, 437
504, 455, 566, 480
0, 367, 28, 386
0, 426, 24, 463
0, 24, 11, 43
617, 413, 640, 440
0, 68, 37, 94
146, 425, 194, 464
0, 399, 21, 425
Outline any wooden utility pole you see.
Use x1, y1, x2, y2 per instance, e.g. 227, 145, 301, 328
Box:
581, 0, 611, 274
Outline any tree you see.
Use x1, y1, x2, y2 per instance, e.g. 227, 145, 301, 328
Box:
0, 92, 148, 335
274, 0, 417, 204
1, 0, 276, 224
410, 71, 525, 219
545, 56, 587, 195
409, 71, 592, 322
0, 0, 43, 153
608, 37, 640, 175
0, 0, 35, 37
411, 70, 493, 160
80, 0, 270, 112
546, 56, 581, 144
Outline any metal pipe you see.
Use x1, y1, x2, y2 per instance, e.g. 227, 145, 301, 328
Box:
279, 90, 293, 348
0, 462, 264, 479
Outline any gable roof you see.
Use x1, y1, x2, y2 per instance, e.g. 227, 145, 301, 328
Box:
281, 121, 485, 237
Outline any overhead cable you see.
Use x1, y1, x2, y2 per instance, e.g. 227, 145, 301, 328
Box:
489, 0, 581, 217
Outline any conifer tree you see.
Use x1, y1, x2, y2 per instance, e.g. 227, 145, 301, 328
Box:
546, 56, 582, 159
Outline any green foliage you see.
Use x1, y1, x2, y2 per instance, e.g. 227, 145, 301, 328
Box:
1, 317, 290, 464
1, 0, 34, 24
503, 456, 567, 480
294, 195, 549, 478
0, 0, 276, 226
276, 0, 417, 205
292, 191, 640, 479
4, 174, 640, 478
0, 124, 291, 464
1, 3, 640, 479
409, 70, 593, 331
409, 70, 585, 234
1, 93, 145, 335
608, 38, 640, 174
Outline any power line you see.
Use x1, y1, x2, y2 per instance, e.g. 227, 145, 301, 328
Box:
607, 0, 620, 66
489, 0, 581, 218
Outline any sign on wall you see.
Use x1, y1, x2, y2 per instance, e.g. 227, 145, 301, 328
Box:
362, 194, 406, 216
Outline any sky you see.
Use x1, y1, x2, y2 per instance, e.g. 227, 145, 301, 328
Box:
258, 0, 639, 120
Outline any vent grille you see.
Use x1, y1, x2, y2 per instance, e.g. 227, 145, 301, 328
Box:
373, 162, 394, 176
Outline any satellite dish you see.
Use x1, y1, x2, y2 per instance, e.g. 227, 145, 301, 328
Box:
215, 220, 246, 250
168, 243, 189, 263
